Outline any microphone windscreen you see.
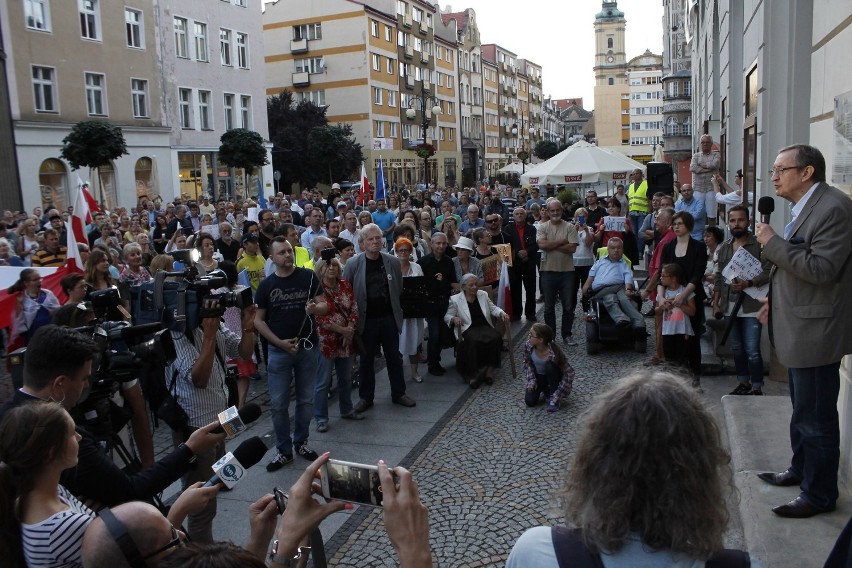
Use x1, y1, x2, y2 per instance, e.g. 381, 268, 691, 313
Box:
758, 196, 775, 216
231, 436, 268, 469
238, 403, 262, 426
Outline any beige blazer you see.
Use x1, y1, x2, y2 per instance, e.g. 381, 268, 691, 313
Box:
762, 182, 852, 368
444, 290, 505, 339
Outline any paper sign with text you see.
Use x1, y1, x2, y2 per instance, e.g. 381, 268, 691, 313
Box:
603, 216, 627, 232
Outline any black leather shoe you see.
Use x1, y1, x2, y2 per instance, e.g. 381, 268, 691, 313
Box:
772, 496, 835, 518
353, 399, 373, 413
428, 365, 446, 376
392, 395, 416, 407
757, 469, 802, 487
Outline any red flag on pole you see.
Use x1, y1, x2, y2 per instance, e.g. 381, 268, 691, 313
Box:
71, 175, 100, 246
360, 162, 371, 205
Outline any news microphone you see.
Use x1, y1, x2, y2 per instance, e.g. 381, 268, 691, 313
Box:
758, 196, 775, 224
211, 403, 261, 436
203, 436, 267, 488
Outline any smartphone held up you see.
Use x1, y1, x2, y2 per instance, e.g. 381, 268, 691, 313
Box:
320, 459, 398, 507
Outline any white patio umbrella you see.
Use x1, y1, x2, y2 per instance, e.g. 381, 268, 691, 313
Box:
497, 162, 525, 174
519, 141, 644, 186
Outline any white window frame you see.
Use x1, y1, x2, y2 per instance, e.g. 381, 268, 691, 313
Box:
295, 57, 324, 74
375, 120, 385, 137
402, 123, 412, 139
25, 0, 51, 32
84, 71, 107, 116
387, 90, 396, 107
389, 122, 397, 139
32, 65, 57, 113
236, 32, 249, 69
220, 28, 232, 66
386, 57, 394, 74
223, 93, 235, 130
385, 25, 391, 42
79, 0, 100, 40
372, 53, 380, 71
179, 87, 193, 128
293, 23, 321, 40
371, 20, 378, 37
373, 87, 383, 105
125, 7, 143, 48
198, 89, 212, 130
174, 17, 188, 58
194, 21, 208, 62
240, 95, 251, 129
130, 78, 148, 118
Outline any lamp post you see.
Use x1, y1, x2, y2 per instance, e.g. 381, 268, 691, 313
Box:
406, 81, 442, 184
512, 116, 536, 174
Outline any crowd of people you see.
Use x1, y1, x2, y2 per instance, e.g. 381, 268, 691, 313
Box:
0, 141, 849, 566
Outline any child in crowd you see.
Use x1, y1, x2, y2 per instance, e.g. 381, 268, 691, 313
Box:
657, 263, 700, 391
522, 323, 576, 413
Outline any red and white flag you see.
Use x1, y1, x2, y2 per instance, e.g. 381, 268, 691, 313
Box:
360, 162, 371, 205
496, 259, 513, 322
66, 175, 100, 271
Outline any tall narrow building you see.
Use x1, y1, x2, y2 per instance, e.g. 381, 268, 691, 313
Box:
592, 1, 628, 149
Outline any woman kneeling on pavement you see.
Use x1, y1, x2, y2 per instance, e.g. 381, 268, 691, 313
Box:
523, 323, 575, 413
445, 273, 509, 388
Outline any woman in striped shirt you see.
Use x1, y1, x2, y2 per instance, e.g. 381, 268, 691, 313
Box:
0, 402, 94, 567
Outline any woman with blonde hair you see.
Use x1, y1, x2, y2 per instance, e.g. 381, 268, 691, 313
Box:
16, 218, 39, 266
508, 370, 749, 566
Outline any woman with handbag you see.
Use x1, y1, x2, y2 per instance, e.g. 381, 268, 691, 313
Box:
445, 273, 509, 388
395, 237, 426, 383
313, 257, 365, 433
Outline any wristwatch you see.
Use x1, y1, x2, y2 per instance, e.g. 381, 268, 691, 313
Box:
269, 540, 311, 566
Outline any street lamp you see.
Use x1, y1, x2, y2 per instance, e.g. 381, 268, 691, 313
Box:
406, 81, 442, 184
512, 117, 536, 174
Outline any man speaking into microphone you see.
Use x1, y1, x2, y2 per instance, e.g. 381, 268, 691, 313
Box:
755, 144, 852, 518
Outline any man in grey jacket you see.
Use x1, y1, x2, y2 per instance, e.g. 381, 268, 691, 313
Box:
344, 223, 415, 410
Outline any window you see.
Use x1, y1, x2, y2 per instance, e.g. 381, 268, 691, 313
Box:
371, 20, 378, 37
236, 32, 248, 68
84, 72, 106, 115
375, 121, 385, 137
608, 77, 614, 85
234, 0, 246, 6
179, 88, 192, 128
372, 53, 380, 71
198, 90, 212, 129
240, 95, 251, 129
174, 17, 188, 58
296, 90, 326, 106
373, 87, 383, 105
387, 90, 396, 107
295, 57, 324, 74
396, 1, 406, 15
131, 78, 148, 117
194, 22, 208, 61
79, 0, 100, 40
449, 129, 454, 141
32, 66, 56, 112
25, 0, 51, 31
607, 37, 613, 48
223, 93, 234, 130
402, 123, 412, 139
386, 57, 394, 74
220, 29, 232, 66
389, 122, 397, 138
125, 8, 143, 48
293, 23, 321, 40
412, 7, 422, 22
385, 25, 392, 42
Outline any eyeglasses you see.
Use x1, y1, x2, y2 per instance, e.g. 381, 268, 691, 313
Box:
142, 524, 184, 560
396, 248, 412, 253
485, 218, 498, 223
769, 166, 801, 177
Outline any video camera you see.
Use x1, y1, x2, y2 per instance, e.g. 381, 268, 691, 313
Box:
131, 249, 252, 332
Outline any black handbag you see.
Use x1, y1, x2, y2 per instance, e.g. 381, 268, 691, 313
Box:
156, 369, 189, 431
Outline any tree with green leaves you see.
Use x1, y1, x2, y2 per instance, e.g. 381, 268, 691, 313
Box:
218, 128, 268, 174
307, 124, 363, 185
60, 121, 128, 205
534, 140, 559, 161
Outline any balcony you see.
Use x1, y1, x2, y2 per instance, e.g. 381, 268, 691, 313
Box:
290, 38, 308, 53
404, 45, 414, 59
502, 104, 509, 114
502, 83, 509, 93
511, 86, 517, 95
403, 14, 412, 28
292, 72, 310, 86
420, 51, 429, 63
422, 79, 431, 91
504, 124, 512, 133
406, 75, 415, 89
501, 61, 508, 71
419, 20, 428, 34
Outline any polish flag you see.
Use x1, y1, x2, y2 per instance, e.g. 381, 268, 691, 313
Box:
67, 175, 100, 271
496, 259, 513, 322
360, 162, 371, 205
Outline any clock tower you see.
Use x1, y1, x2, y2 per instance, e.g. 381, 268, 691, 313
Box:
593, 1, 629, 147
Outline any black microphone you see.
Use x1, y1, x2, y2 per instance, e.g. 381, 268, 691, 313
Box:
211, 403, 262, 435
758, 196, 775, 224
202, 436, 268, 488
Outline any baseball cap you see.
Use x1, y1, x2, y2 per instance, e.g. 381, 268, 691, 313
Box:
241, 233, 258, 243
331, 183, 341, 190
337, 201, 347, 208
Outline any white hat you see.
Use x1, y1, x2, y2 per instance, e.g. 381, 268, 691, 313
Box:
331, 183, 341, 189
454, 236, 475, 252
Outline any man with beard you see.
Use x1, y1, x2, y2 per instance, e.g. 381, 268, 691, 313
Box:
712, 205, 771, 396
257, 209, 276, 257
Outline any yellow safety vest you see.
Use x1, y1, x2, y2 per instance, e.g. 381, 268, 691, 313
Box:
627, 180, 649, 214
294, 246, 313, 269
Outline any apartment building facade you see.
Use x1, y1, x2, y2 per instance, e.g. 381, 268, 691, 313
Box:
626, 50, 663, 163
264, 0, 461, 188
661, 0, 691, 183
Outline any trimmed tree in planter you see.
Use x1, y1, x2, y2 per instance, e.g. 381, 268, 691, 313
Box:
60, 121, 128, 207
218, 128, 269, 199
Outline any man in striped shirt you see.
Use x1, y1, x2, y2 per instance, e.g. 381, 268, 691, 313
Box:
31, 228, 67, 267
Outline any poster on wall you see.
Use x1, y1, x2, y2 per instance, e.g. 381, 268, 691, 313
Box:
833, 90, 852, 193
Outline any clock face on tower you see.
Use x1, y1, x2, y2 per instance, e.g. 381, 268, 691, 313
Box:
607, 55, 614, 63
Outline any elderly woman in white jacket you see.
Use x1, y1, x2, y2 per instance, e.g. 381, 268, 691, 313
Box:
445, 273, 509, 388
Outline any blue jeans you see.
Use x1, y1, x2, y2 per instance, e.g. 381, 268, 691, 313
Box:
267, 345, 319, 454
541, 271, 575, 339
788, 362, 841, 510
629, 212, 646, 260
727, 316, 764, 387
359, 314, 406, 401
313, 354, 354, 424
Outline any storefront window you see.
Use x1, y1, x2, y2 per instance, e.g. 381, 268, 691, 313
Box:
135, 157, 155, 201
38, 158, 68, 212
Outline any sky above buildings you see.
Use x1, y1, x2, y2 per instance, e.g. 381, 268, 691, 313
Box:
449, 0, 664, 108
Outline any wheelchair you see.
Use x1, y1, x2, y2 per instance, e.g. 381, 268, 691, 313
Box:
584, 289, 647, 355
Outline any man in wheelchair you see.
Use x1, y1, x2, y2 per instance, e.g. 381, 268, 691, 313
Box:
581, 238, 646, 350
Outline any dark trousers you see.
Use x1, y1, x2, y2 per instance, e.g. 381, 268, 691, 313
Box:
425, 315, 445, 368
359, 314, 406, 401
510, 263, 537, 319
569, 264, 592, 313
524, 368, 561, 406
788, 362, 841, 510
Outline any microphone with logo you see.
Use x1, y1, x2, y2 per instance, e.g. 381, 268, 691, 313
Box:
203, 436, 268, 489
212, 403, 261, 438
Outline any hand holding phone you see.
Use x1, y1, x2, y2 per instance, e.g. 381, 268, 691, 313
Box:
320, 459, 395, 507
378, 461, 432, 565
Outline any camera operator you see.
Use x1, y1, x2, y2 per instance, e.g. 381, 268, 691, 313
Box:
166, 296, 257, 543
0, 325, 227, 509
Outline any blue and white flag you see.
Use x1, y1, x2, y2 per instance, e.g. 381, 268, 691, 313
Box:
375, 157, 386, 201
